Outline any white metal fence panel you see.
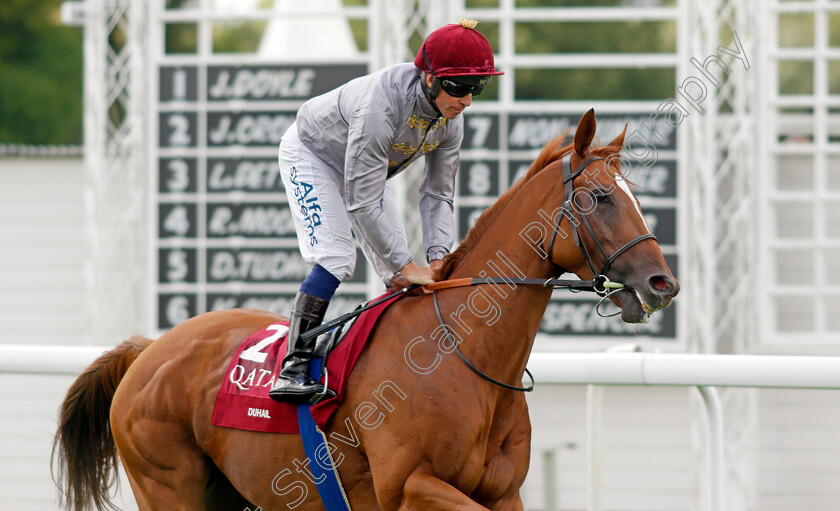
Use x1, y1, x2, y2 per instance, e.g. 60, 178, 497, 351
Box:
0, 157, 85, 346
523, 385, 697, 511
760, 0, 840, 346
757, 388, 840, 511
0, 372, 138, 511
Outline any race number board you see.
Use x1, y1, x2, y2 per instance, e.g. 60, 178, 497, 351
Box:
459, 111, 680, 342
154, 63, 368, 331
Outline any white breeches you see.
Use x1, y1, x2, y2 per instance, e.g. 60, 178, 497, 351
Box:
278, 122, 406, 283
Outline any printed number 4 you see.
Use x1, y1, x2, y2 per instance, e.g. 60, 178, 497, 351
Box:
240, 324, 289, 364
163, 205, 190, 236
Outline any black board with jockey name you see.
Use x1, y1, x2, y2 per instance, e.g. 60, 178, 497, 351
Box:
154, 62, 369, 331
153, 62, 680, 342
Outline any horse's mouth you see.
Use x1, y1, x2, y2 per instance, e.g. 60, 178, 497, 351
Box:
612, 287, 670, 324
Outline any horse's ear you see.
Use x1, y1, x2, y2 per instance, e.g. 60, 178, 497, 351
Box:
574, 108, 596, 157
605, 123, 628, 151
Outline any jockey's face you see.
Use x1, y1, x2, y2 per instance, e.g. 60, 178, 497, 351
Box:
426, 73, 472, 120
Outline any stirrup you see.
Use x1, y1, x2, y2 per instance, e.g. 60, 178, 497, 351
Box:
269, 379, 320, 403
269, 378, 335, 404
309, 369, 334, 404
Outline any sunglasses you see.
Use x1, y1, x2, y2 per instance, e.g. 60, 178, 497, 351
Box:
421, 43, 490, 98
439, 78, 487, 98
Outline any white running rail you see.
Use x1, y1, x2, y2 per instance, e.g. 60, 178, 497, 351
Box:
0, 344, 108, 374
528, 352, 840, 511
13, 347, 840, 387
6, 346, 840, 510
527, 352, 840, 389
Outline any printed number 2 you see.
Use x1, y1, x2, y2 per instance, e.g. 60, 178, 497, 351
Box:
167, 114, 192, 146
240, 324, 289, 364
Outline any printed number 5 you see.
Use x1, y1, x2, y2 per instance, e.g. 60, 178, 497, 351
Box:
240, 324, 289, 363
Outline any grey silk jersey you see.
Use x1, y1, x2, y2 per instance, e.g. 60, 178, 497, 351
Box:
293, 62, 463, 274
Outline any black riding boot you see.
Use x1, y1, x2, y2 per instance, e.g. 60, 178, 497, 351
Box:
269, 292, 330, 403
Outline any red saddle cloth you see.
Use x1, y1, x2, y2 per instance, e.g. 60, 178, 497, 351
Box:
211, 294, 400, 434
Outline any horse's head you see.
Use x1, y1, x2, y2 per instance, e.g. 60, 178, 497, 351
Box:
548, 109, 679, 323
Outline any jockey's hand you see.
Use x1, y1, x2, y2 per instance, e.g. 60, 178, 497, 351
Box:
398, 261, 435, 286
387, 261, 443, 293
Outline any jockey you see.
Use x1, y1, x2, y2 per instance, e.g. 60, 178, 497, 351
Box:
269, 19, 503, 403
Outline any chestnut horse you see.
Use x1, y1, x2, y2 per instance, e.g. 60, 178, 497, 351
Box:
53, 109, 678, 510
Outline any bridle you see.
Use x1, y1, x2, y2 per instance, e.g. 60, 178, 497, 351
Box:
546, 154, 657, 293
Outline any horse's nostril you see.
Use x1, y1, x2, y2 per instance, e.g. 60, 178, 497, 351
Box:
650, 275, 671, 293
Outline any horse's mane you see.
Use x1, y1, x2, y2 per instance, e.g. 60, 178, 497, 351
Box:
438, 134, 622, 280
438, 134, 571, 279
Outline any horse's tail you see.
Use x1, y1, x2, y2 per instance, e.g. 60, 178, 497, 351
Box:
51, 335, 154, 511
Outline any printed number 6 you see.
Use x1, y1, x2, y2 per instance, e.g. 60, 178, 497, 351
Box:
240, 324, 289, 363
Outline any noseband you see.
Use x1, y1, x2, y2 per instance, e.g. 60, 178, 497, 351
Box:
546, 155, 657, 293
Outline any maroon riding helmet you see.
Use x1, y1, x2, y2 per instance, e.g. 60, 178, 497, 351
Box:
415, 19, 504, 99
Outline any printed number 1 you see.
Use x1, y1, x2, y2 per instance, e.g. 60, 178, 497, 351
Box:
172, 69, 188, 100
240, 324, 289, 364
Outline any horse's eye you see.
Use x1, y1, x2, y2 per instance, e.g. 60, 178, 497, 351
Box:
594, 191, 611, 204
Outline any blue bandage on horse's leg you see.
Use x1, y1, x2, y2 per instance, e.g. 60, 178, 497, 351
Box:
300, 264, 341, 301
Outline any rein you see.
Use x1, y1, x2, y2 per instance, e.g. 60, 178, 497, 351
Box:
301, 276, 624, 394
432, 290, 535, 392
425, 275, 624, 293
300, 285, 421, 342
426, 276, 624, 393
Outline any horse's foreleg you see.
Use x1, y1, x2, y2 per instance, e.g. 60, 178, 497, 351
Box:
398, 471, 490, 511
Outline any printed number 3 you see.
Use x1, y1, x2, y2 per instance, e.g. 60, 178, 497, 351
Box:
239, 324, 289, 364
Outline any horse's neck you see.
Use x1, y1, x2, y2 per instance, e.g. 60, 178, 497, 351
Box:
443, 194, 559, 386
450, 179, 560, 284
